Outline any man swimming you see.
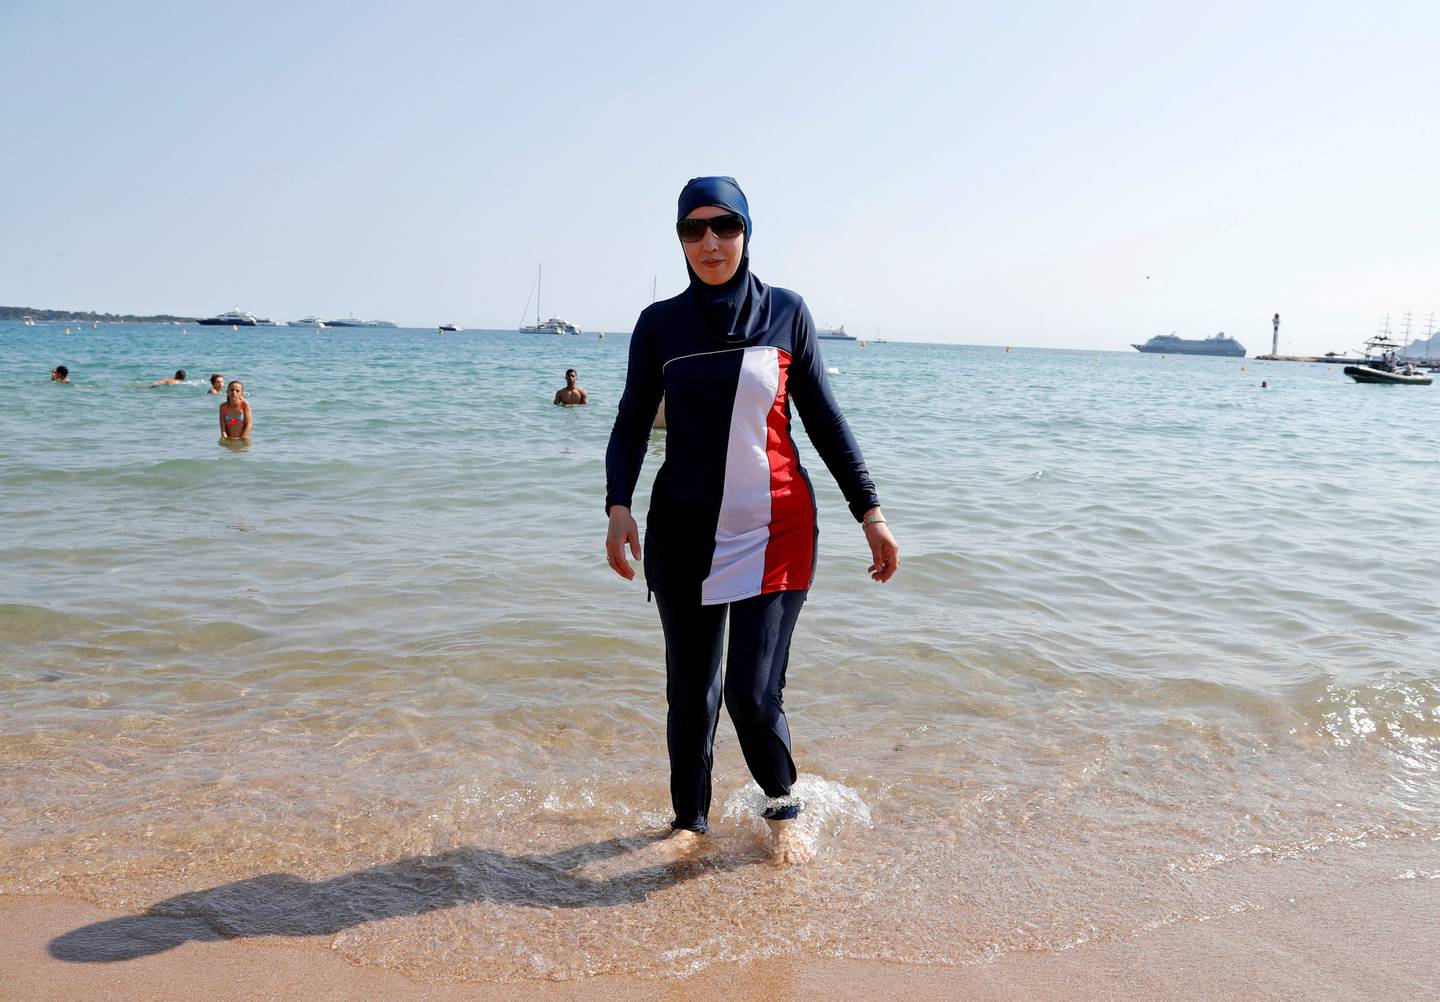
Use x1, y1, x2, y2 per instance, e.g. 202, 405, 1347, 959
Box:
152, 369, 187, 387
554, 369, 589, 406
51, 365, 70, 383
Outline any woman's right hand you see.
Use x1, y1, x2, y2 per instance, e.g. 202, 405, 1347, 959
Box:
606, 506, 642, 580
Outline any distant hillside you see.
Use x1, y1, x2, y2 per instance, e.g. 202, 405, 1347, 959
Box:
2, 305, 198, 323
1400, 331, 1440, 359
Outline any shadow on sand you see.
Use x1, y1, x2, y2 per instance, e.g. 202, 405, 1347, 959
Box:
51, 834, 744, 963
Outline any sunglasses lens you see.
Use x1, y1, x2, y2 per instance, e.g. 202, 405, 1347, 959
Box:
676, 214, 745, 242
710, 214, 744, 238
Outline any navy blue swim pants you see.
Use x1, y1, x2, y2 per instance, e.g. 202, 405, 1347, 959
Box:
653, 588, 806, 834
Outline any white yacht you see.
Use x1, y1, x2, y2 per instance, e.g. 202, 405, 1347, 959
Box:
518, 264, 582, 335
288, 316, 326, 328
199, 308, 258, 326
817, 323, 857, 341
523, 316, 583, 336
326, 316, 397, 328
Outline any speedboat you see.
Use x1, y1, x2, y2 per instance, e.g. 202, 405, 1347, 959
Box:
1344, 332, 1432, 384
439, 323, 460, 332
1344, 364, 1432, 385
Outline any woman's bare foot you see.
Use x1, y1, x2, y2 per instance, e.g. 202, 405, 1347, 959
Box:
767, 818, 815, 865
647, 827, 706, 860
570, 829, 705, 880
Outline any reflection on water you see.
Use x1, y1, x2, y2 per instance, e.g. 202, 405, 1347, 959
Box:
2, 326, 1438, 980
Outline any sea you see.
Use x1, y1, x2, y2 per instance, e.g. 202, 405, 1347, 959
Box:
2, 322, 1437, 982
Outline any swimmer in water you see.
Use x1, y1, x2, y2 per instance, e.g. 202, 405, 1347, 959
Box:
51, 365, 70, 383
218, 380, 251, 440
208, 373, 225, 394
152, 369, 187, 387
554, 368, 589, 406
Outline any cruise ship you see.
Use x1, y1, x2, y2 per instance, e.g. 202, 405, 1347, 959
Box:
1132, 332, 1246, 357
198, 308, 258, 326
817, 324, 857, 341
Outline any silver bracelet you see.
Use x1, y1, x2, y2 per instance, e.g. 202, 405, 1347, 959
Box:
863, 513, 886, 527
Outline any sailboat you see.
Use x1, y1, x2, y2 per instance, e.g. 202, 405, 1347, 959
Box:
518, 264, 582, 335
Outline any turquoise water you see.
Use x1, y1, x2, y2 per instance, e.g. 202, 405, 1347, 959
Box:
3, 322, 1438, 980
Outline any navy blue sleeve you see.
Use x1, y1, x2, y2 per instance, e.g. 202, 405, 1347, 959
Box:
605, 312, 663, 514
787, 301, 880, 522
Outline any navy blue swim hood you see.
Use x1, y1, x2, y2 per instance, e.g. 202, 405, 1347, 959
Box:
676, 176, 769, 341
677, 176, 753, 243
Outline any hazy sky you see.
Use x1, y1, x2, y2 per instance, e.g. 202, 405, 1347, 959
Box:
3, 1, 1437, 353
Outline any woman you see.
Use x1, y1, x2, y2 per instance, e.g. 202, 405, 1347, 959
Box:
605, 176, 899, 864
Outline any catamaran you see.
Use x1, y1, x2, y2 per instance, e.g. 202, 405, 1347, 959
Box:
518, 264, 582, 335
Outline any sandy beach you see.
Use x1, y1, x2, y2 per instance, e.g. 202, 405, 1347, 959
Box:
6, 332, 1439, 995
4, 876, 1435, 1001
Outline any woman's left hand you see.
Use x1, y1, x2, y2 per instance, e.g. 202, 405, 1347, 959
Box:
862, 510, 899, 583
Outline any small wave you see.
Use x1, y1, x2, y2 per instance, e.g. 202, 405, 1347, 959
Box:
0, 604, 105, 643
720, 774, 873, 855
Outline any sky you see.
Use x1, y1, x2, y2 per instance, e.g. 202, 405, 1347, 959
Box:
2, 0, 1438, 353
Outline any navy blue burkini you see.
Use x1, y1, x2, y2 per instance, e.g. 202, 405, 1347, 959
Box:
606, 176, 880, 833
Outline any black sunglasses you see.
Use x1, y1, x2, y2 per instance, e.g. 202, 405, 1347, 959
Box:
676, 213, 745, 243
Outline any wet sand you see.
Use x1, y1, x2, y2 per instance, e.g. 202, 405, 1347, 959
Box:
4, 878, 1434, 1001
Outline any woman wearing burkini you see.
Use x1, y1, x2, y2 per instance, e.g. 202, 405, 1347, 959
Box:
605, 176, 900, 864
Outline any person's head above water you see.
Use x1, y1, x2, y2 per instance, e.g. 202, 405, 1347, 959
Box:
210, 373, 223, 389
565, 368, 578, 387
676, 176, 750, 288
51, 365, 69, 382
174, 369, 186, 381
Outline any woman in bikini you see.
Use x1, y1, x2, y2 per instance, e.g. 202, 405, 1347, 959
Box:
218, 380, 252, 440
